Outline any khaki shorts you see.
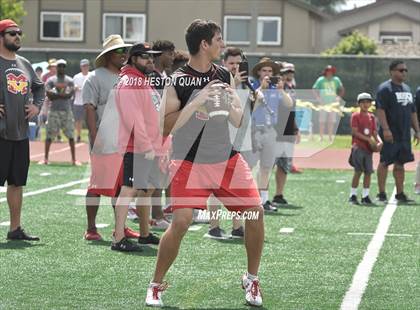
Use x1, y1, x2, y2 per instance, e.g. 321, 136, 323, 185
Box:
46, 110, 74, 140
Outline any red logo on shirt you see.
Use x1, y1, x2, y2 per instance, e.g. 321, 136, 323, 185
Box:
6, 73, 28, 95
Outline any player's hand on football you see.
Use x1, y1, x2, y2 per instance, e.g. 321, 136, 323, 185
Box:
383, 129, 393, 143
191, 80, 219, 110
25, 104, 39, 119
145, 150, 155, 160
0, 104, 4, 118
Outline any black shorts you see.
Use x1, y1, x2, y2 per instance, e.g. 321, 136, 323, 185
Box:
380, 141, 414, 166
0, 138, 30, 186
122, 152, 161, 191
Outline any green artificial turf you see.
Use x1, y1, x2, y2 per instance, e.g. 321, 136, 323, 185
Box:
0, 165, 418, 309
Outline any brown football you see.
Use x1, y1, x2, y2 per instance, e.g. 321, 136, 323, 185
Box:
205, 83, 231, 122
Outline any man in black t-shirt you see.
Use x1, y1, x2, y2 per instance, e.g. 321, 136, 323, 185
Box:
376, 60, 420, 204
145, 19, 264, 308
0, 19, 44, 241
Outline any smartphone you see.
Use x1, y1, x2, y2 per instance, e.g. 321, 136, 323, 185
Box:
238, 61, 248, 75
270, 76, 280, 85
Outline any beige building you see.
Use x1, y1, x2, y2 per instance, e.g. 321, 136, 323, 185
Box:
320, 0, 420, 49
20, 0, 326, 54
19, 0, 420, 55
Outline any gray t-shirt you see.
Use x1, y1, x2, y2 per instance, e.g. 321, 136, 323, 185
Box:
0, 55, 45, 141
45, 75, 74, 111
82, 67, 119, 128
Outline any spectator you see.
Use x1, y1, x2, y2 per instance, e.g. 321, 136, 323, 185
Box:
82, 34, 138, 241
272, 62, 300, 206
348, 93, 382, 205
112, 42, 166, 251
251, 57, 293, 212
41, 58, 56, 82
0, 18, 44, 241
35, 66, 43, 80
73, 58, 90, 143
39, 59, 80, 165
171, 50, 189, 73
375, 60, 420, 203
312, 65, 345, 142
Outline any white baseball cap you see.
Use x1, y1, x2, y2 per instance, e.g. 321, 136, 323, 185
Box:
357, 92, 373, 102
56, 59, 67, 66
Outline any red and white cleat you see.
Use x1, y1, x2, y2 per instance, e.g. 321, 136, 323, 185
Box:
145, 282, 168, 307
84, 229, 102, 241
242, 273, 263, 307
124, 227, 140, 239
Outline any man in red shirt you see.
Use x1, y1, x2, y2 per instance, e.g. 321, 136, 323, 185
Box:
348, 93, 382, 205
112, 43, 169, 252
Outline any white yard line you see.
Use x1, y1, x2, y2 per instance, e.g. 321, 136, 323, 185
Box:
347, 232, 412, 237
0, 178, 89, 203
30, 143, 84, 160
340, 188, 398, 310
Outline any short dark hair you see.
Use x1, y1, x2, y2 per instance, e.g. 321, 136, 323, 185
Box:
152, 40, 175, 53
223, 47, 242, 61
389, 60, 405, 71
185, 19, 221, 55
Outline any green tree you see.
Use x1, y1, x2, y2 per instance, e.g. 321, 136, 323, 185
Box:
323, 31, 378, 55
302, 0, 345, 14
0, 0, 26, 25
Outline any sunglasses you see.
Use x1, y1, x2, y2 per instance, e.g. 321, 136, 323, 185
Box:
135, 53, 153, 59
397, 68, 408, 73
3, 30, 23, 37
113, 48, 128, 55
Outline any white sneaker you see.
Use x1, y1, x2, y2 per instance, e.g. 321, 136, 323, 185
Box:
242, 274, 263, 307
145, 282, 168, 307
151, 218, 171, 230
127, 203, 138, 220
415, 184, 420, 195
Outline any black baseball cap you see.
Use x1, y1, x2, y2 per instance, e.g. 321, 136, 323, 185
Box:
128, 42, 162, 58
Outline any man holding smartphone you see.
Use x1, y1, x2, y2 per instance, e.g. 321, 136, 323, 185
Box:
250, 57, 293, 212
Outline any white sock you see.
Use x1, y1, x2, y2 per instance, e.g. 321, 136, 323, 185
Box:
260, 190, 268, 204
247, 272, 258, 281
362, 188, 370, 198
350, 188, 357, 197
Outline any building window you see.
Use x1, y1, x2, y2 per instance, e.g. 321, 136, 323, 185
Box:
224, 16, 251, 45
103, 14, 146, 42
257, 16, 281, 45
40, 12, 83, 41
380, 32, 412, 44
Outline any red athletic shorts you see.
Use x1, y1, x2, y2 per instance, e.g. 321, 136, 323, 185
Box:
87, 153, 123, 197
170, 153, 261, 211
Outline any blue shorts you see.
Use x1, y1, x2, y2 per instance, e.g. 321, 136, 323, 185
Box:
380, 141, 414, 166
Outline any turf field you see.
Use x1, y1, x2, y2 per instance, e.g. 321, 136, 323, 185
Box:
0, 163, 418, 309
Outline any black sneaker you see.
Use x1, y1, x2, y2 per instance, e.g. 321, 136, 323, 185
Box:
376, 192, 387, 203
207, 226, 227, 239
272, 195, 288, 206
361, 196, 374, 206
111, 237, 142, 252
7, 227, 40, 241
138, 233, 160, 245
263, 201, 278, 212
231, 226, 244, 239
395, 192, 415, 204
348, 195, 359, 205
